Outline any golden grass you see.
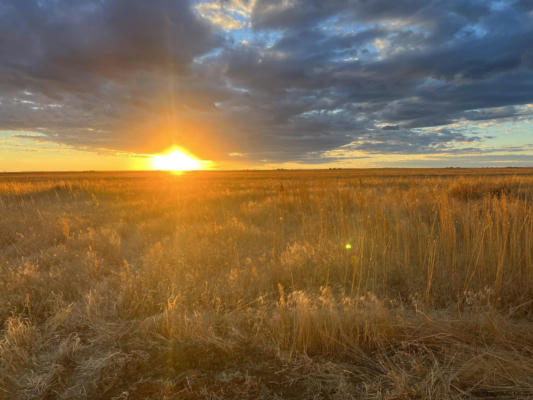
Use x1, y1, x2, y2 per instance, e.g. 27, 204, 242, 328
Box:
0, 169, 532, 399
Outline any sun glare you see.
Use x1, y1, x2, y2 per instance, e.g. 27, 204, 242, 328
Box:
152, 149, 202, 171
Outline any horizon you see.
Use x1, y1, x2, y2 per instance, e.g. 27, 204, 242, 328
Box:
2, 166, 532, 175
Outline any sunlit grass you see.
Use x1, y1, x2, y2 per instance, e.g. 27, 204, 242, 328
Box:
0, 169, 532, 398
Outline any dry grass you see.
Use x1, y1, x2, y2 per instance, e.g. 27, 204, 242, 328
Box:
0, 168, 532, 399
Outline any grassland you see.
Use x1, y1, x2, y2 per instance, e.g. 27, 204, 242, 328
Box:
0, 168, 532, 399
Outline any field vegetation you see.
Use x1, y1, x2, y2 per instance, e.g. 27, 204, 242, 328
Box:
0, 169, 532, 399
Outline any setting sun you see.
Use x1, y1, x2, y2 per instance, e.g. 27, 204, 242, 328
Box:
151, 149, 202, 171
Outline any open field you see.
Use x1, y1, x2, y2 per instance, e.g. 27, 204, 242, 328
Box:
1, 169, 532, 399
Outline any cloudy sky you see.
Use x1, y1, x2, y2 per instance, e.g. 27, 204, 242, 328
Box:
1, 0, 532, 170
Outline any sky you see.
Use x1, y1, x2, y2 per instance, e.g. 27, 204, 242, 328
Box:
0, 0, 532, 171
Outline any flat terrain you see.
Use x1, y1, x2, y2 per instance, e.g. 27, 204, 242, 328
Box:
1, 169, 532, 399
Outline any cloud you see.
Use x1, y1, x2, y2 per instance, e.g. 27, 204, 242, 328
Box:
0, 0, 219, 87
196, 1, 255, 30
0, 0, 532, 165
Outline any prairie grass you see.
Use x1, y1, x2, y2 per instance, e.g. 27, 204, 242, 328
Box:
0, 169, 532, 399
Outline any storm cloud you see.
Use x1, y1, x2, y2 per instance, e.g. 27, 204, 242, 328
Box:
0, 0, 532, 164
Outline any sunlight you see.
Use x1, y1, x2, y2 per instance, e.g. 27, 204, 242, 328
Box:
151, 149, 202, 171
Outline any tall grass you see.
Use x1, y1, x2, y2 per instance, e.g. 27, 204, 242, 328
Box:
0, 169, 532, 399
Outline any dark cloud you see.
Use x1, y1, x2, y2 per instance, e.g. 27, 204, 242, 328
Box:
251, 0, 492, 32
0, 0, 230, 155
0, 0, 532, 164
0, 0, 219, 88
345, 128, 482, 155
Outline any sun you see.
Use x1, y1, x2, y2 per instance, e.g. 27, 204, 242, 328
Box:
151, 149, 202, 171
